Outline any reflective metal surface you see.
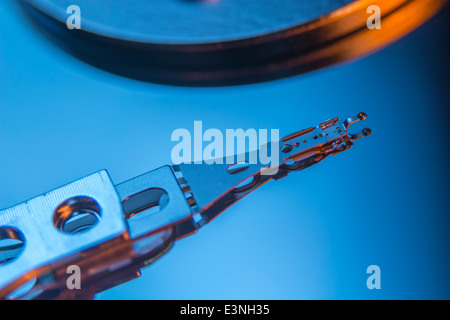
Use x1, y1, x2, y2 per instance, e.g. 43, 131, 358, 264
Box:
116, 166, 192, 239
20, 0, 447, 85
25, 0, 357, 43
177, 113, 370, 235
0, 113, 369, 299
1, 0, 449, 301
0, 171, 128, 299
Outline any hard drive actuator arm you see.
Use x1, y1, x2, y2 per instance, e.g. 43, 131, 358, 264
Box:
0, 113, 370, 299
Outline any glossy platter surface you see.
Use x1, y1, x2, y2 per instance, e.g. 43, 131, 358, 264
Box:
22, 0, 446, 86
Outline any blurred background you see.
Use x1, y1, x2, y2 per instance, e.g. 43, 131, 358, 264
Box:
0, 1, 449, 299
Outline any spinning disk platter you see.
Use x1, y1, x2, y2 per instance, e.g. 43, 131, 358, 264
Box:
21, 0, 447, 86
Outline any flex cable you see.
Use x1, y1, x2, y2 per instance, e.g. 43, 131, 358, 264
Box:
0, 113, 370, 299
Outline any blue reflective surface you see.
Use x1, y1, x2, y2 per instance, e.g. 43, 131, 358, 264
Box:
0, 1, 449, 299
25, 0, 356, 43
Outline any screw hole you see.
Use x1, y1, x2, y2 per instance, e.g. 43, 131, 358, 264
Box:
53, 197, 101, 234
0, 227, 25, 266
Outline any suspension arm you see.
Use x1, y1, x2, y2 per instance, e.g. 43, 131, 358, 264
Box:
0, 113, 370, 299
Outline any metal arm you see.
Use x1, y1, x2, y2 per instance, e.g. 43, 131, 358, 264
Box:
0, 113, 370, 299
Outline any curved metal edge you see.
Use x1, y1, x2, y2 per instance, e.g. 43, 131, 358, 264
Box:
19, 0, 447, 86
